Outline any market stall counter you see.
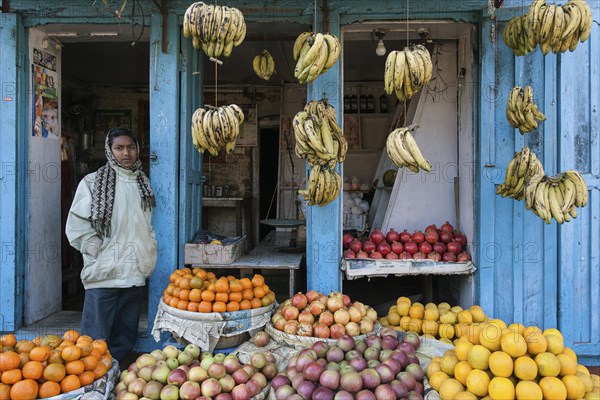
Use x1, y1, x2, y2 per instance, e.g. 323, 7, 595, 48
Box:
187, 230, 303, 298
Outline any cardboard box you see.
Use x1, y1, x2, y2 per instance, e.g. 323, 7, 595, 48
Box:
184, 236, 245, 265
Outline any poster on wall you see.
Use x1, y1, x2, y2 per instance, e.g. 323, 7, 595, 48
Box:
32, 48, 59, 138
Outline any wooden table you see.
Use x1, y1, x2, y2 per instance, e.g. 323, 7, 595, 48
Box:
202, 197, 252, 242
192, 230, 304, 298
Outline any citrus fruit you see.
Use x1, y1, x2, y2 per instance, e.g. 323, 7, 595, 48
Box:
514, 355, 538, 381
489, 351, 513, 377
515, 380, 543, 400
488, 376, 515, 400
466, 369, 490, 397
439, 378, 464, 400
467, 345, 491, 370
539, 376, 567, 400
535, 352, 561, 377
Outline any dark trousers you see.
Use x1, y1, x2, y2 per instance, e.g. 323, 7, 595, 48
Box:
81, 286, 143, 363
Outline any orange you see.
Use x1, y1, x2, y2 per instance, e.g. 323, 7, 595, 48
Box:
190, 276, 204, 289
198, 301, 212, 313
43, 363, 66, 382
78, 371, 95, 386
9, 379, 38, 400
17, 352, 30, 368
169, 270, 183, 282
239, 300, 252, 310
0, 352, 20, 372
163, 295, 173, 304
172, 287, 181, 299
206, 272, 216, 280
228, 292, 243, 303
76, 335, 93, 344
181, 267, 192, 275
194, 269, 207, 279
215, 278, 229, 293
60, 374, 81, 393
201, 290, 215, 302
178, 278, 191, 290
168, 297, 179, 308
253, 286, 266, 299
1, 369, 22, 385
29, 346, 51, 363
80, 355, 98, 371
262, 284, 270, 294
176, 300, 189, 310
187, 302, 199, 312
76, 341, 93, 358
61, 345, 82, 362
165, 283, 175, 295
213, 302, 227, 313
226, 302, 240, 312
261, 295, 273, 307
65, 360, 85, 375
47, 349, 64, 364
250, 298, 262, 309
38, 381, 61, 398
207, 282, 216, 292
178, 289, 190, 301
229, 279, 243, 292
189, 289, 202, 302
242, 289, 254, 301
21, 361, 43, 380
100, 353, 112, 368
0, 335, 16, 348
91, 363, 107, 379
182, 273, 194, 280
215, 292, 228, 303
61, 330, 80, 343
14, 341, 35, 354
240, 278, 252, 290
89, 348, 102, 360
251, 274, 264, 287
31, 337, 42, 347
0, 383, 11, 400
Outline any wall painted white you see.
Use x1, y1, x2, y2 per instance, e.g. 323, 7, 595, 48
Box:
27, 28, 62, 324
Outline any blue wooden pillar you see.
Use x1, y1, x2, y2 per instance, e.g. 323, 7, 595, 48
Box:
0, 13, 27, 333
306, 12, 343, 294
139, 13, 180, 350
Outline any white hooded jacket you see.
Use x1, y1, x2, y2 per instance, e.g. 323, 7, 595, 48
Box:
66, 165, 158, 289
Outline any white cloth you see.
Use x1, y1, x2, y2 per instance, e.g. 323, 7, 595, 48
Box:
66, 165, 157, 289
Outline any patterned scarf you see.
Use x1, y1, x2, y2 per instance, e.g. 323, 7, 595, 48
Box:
90, 133, 155, 237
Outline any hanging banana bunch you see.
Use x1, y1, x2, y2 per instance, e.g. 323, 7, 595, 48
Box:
384, 44, 433, 102
503, 0, 593, 56
298, 164, 342, 207
253, 50, 276, 80
183, 2, 246, 58
191, 104, 245, 156
292, 100, 348, 169
386, 125, 432, 173
506, 86, 546, 134
293, 32, 341, 84
496, 147, 544, 201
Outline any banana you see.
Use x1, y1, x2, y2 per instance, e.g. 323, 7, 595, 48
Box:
293, 32, 313, 61
565, 169, 588, 206
323, 34, 341, 71
561, 4, 580, 40
404, 48, 421, 92
415, 45, 433, 84
560, 177, 576, 212
517, 146, 531, 178
393, 50, 406, 98
307, 41, 329, 82
253, 50, 275, 80
571, 0, 592, 43
302, 33, 324, 69
320, 118, 335, 157
550, 5, 565, 51
403, 129, 431, 172
525, 174, 543, 210
386, 130, 405, 167
540, 4, 556, 49
548, 184, 565, 223
395, 128, 419, 167
402, 53, 415, 99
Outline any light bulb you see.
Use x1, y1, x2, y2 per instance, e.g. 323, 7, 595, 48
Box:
375, 39, 386, 56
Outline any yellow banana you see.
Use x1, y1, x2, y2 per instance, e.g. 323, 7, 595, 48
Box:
293, 32, 313, 61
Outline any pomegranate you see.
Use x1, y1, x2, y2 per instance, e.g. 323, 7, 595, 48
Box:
440, 221, 454, 233
313, 324, 330, 339
433, 242, 447, 254
439, 231, 453, 244
442, 252, 457, 262
370, 251, 383, 259
412, 252, 426, 260
399, 230, 411, 243
377, 242, 391, 256
349, 240, 362, 253
282, 305, 300, 321
425, 224, 437, 233
356, 250, 369, 259
343, 233, 355, 249
362, 240, 376, 253
343, 250, 356, 259
453, 232, 467, 247
427, 252, 442, 261
385, 229, 400, 243
419, 242, 432, 254
399, 252, 413, 260
404, 241, 418, 255
342, 294, 352, 307
305, 290, 320, 303
391, 241, 403, 255
411, 231, 425, 244
446, 241, 462, 254
424, 229, 439, 244
291, 293, 308, 310
329, 324, 346, 339
457, 251, 471, 261
386, 252, 399, 260
369, 229, 385, 245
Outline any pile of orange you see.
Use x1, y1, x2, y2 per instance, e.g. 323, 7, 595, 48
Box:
163, 267, 276, 313
0, 330, 112, 400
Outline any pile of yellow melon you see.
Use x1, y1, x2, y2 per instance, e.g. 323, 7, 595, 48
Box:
426, 322, 600, 400
379, 297, 489, 344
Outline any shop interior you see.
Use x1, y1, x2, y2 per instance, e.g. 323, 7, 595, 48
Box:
34, 18, 475, 329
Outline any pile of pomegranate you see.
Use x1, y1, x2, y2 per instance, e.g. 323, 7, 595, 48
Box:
343, 222, 471, 262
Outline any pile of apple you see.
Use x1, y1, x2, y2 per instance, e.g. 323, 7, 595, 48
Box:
270, 291, 378, 339
115, 343, 278, 400
271, 329, 426, 400
342, 221, 471, 262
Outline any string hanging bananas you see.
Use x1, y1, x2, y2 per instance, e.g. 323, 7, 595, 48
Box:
183, 2, 246, 58
506, 86, 547, 134
293, 32, 341, 84
384, 44, 433, 102
298, 164, 342, 207
191, 104, 245, 157
292, 100, 348, 169
496, 146, 544, 201
252, 50, 275, 80
503, 0, 593, 56
524, 170, 588, 224
385, 125, 432, 173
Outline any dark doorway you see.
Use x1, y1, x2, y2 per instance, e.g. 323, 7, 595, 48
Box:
259, 128, 279, 241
